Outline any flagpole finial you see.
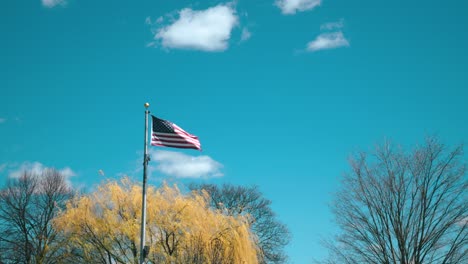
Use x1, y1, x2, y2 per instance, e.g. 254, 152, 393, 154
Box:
144, 102, 150, 109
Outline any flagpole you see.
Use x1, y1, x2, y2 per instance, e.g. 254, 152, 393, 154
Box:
140, 102, 150, 264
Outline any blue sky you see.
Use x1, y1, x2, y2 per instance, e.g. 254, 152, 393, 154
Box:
1, 0, 468, 262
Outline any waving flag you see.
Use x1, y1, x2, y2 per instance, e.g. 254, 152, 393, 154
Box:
151, 115, 201, 150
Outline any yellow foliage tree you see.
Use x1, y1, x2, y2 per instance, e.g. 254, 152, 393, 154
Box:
54, 178, 259, 264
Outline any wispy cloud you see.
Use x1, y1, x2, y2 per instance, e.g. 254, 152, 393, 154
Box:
5, 161, 77, 186
0, 118, 6, 124
275, 0, 321, 15
0, 163, 6, 173
320, 19, 345, 31
150, 150, 223, 178
153, 4, 239, 52
145, 16, 152, 25
240, 28, 252, 42
41, 0, 66, 8
307, 32, 349, 52
306, 20, 349, 52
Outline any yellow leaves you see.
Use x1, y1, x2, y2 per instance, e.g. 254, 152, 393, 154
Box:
54, 177, 259, 263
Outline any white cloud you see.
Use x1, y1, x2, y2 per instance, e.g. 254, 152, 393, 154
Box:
154, 4, 239, 52
275, 0, 321, 15
307, 31, 349, 52
241, 28, 252, 42
7, 161, 76, 186
0, 118, 6, 124
42, 0, 66, 8
150, 150, 223, 178
321, 19, 344, 31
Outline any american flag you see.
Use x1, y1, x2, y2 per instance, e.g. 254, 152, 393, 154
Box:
151, 115, 201, 150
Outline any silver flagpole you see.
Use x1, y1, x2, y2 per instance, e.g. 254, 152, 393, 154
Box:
140, 102, 150, 264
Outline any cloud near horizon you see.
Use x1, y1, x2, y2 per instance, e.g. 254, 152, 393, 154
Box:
42, 0, 66, 8
150, 150, 223, 178
276, 0, 321, 15
154, 4, 239, 52
4, 161, 76, 184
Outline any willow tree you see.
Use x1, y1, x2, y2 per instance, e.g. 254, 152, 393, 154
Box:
323, 138, 467, 264
54, 178, 259, 264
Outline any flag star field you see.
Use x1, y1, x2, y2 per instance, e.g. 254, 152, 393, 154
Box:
1, 0, 468, 262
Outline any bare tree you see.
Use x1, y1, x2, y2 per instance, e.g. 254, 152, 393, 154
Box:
190, 184, 291, 264
0, 169, 73, 264
322, 138, 467, 264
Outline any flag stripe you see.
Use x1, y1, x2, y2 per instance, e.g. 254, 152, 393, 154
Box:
152, 133, 199, 141
151, 142, 200, 149
151, 137, 201, 148
151, 137, 201, 147
152, 131, 198, 139
152, 134, 200, 144
173, 125, 195, 136
151, 140, 200, 147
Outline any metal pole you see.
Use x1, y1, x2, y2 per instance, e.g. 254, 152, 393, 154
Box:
140, 103, 150, 264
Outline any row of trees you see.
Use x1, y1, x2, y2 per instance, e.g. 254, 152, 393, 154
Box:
1, 138, 465, 263
0, 171, 290, 263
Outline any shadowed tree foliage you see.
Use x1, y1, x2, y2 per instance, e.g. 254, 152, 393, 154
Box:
54, 178, 259, 264
322, 138, 467, 264
190, 184, 291, 264
0, 169, 74, 264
